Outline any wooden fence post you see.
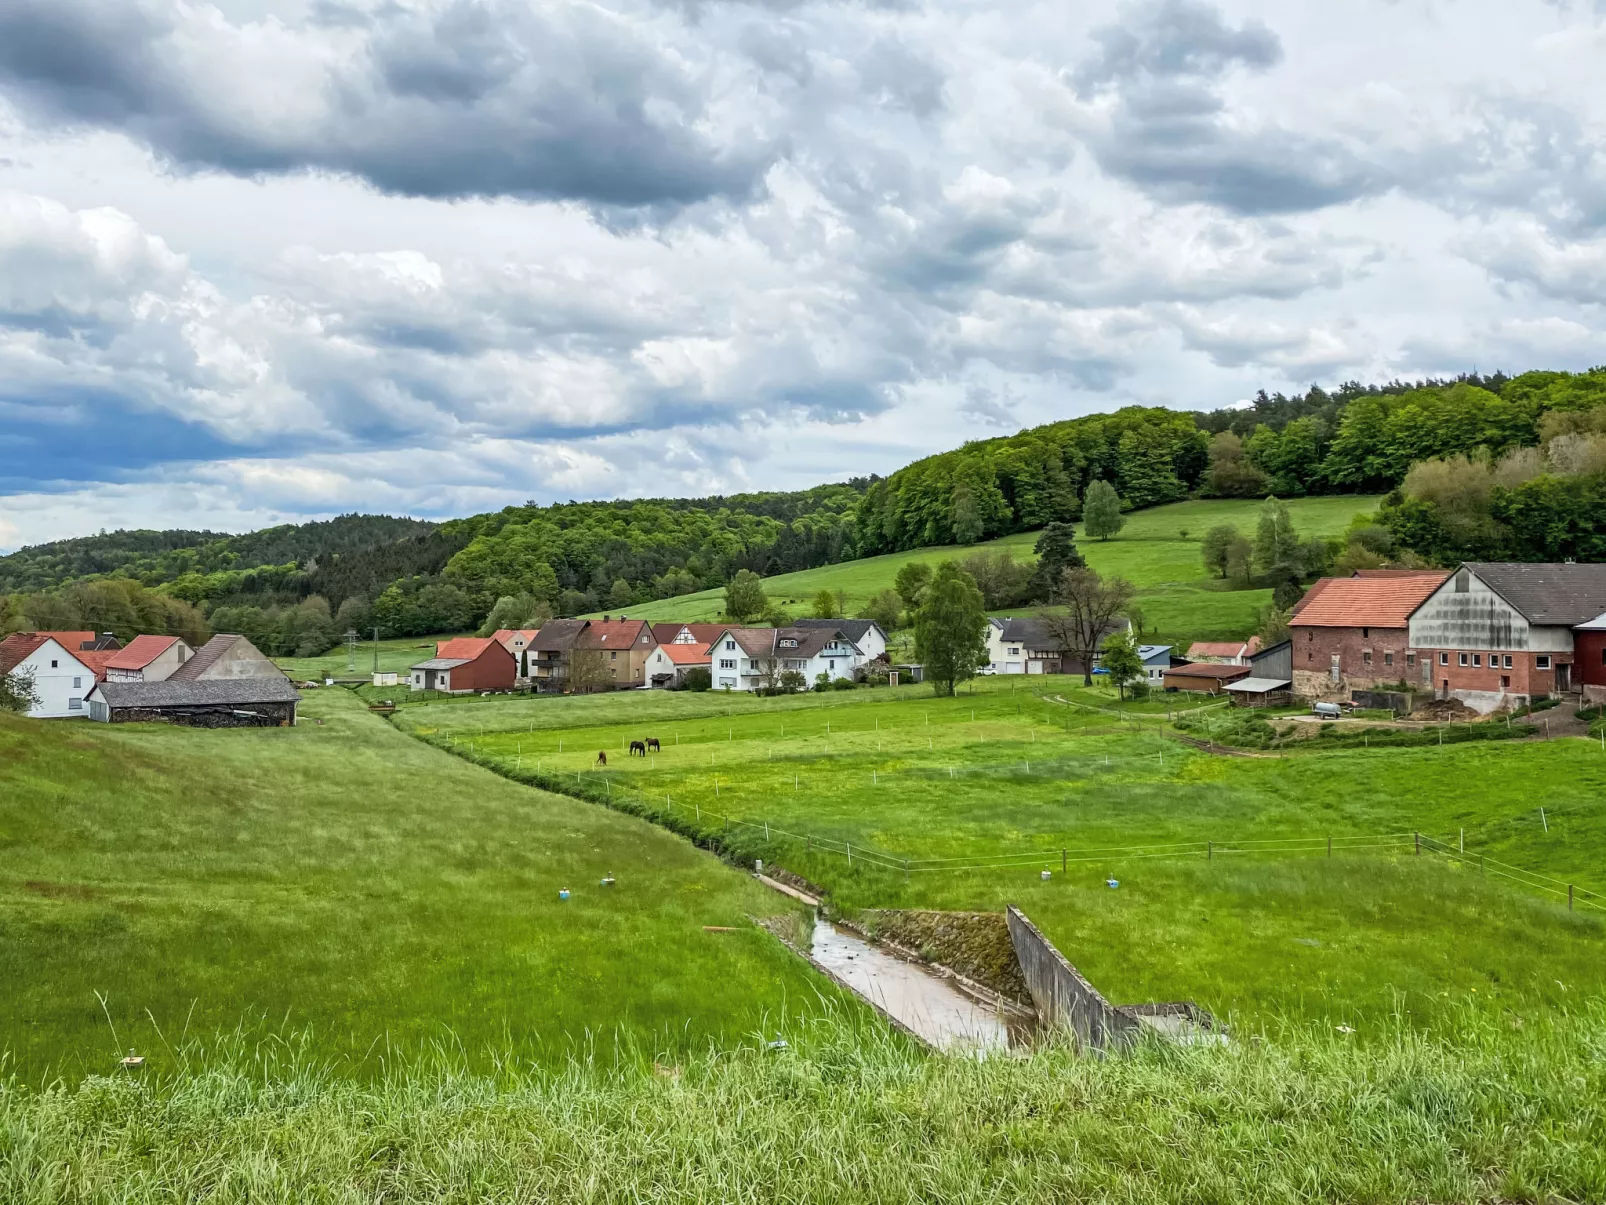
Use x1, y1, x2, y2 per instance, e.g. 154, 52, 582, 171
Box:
1414, 831, 1421, 856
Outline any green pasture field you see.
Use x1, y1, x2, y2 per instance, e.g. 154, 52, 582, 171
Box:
588, 495, 1382, 645
274, 632, 465, 681
415, 677, 1606, 1030
0, 690, 829, 1082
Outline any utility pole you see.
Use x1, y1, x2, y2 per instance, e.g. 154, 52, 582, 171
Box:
373, 626, 381, 673
344, 629, 359, 674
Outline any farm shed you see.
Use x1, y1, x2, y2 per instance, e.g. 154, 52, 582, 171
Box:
170, 634, 283, 682
409, 638, 516, 694
86, 679, 301, 727
1289, 570, 1449, 701
1162, 663, 1251, 694
1225, 677, 1294, 707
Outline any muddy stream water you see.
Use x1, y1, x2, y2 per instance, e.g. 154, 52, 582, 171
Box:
808, 918, 1022, 1053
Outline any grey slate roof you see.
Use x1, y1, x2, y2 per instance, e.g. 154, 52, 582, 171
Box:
999, 617, 1125, 649
1466, 563, 1606, 627
793, 619, 884, 644
169, 634, 245, 680
530, 618, 587, 652
410, 657, 469, 670
92, 679, 302, 708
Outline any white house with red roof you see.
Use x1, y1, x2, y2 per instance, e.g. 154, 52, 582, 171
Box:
104, 635, 195, 682
0, 633, 98, 718
643, 640, 712, 687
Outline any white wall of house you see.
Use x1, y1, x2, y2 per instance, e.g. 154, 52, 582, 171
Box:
711, 634, 865, 691
985, 622, 1028, 674
9, 639, 93, 719
853, 625, 888, 660
106, 641, 193, 683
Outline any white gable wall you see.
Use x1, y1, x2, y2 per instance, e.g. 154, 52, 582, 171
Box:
9, 639, 94, 719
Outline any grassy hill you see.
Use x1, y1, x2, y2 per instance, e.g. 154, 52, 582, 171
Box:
407, 677, 1606, 1031
590, 495, 1382, 646
0, 690, 828, 1080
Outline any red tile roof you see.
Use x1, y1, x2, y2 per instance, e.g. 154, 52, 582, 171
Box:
1186, 638, 1260, 659
435, 637, 506, 661
577, 620, 652, 649
1165, 662, 1252, 681
104, 634, 180, 671
1290, 571, 1451, 629
76, 650, 118, 681
657, 642, 712, 665
35, 630, 95, 651
0, 633, 49, 676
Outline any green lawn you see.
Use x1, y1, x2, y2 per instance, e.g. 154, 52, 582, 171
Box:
0, 691, 831, 1081
590, 496, 1381, 646
275, 632, 468, 680
413, 677, 1606, 1031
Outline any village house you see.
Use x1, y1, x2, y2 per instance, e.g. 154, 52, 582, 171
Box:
409, 637, 516, 694
103, 634, 194, 682
1408, 563, 1606, 711
0, 634, 98, 718
1289, 570, 1450, 700
524, 619, 588, 686
643, 641, 712, 688
793, 618, 889, 660
1137, 644, 1173, 686
574, 618, 657, 689
1575, 611, 1606, 705
36, 631, 121, 652
986, 617, 1128, 675
492, 628, 543, 678
1183, 637, 1262, 665
650, 623, 728, 648
709, 626, 864, 691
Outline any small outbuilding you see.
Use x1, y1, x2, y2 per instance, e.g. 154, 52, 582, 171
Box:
1162, 662, 1252, 694
1224, 676, 1294, 707
409, 637, 516, 693
86, 678, 301, 727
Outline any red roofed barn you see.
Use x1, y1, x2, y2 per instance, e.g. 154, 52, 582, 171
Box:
104, 635, 195, 682
409, 637, 516, 694
1290, 570, 1450, 699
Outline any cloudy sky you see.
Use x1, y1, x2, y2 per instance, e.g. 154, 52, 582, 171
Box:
1, 0, 1604, 551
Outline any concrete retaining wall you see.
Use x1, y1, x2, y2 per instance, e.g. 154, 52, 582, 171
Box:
1006, 906, 1138, 1050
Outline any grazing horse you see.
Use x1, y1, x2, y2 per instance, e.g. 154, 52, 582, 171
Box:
596, 751, 608, 767
629, 740, 647, 757
645, 737, 661, 752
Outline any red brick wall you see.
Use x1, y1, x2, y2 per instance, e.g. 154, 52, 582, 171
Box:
1413, 648, 1560, 698
1290, 624, 1415, 685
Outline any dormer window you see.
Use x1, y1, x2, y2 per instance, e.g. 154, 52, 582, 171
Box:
780, 639, 797, 648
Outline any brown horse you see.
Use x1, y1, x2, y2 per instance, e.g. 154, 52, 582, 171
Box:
645, 737, 661, 752
629, 740, 647, 757
596, 751, 608, 766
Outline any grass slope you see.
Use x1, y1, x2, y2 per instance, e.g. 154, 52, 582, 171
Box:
412, 678, 1606, 1030
591, 495, 1382, 645
0, 691, 829, 1081
273, 632, 472, 681
5, 1008, 1604, 1203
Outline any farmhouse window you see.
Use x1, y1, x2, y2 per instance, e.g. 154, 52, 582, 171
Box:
828, 659, 836, 669
1439, 652, 1449, 666
1489, 651, 1498, 663
1472, 654, 1481, 667
1501, 676, 1511, 689
1009, 647, 1020, 656
1505, 655, 1514, 669
1537, 655, 1552, 670
72, 676, 82, 688
1406, 652, 1416, 667
610, 651, 617, 660
1362, 627, 1370, 638
1363, 650, 1372, 666
725, 641, 735, 651
1458, 653, 1469, 666
68, 697, 81, 710
1384, 652, 1394, 667
50, 659, 58, 668
719, 659, 736, 669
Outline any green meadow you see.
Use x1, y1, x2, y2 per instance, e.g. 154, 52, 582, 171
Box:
0, 690, 828, 1082
274, 632, 467, 681
421, 677, 1606, 1030
589, 494, 1383, 645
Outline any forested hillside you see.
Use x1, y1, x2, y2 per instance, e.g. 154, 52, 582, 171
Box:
4, 366, 1605, 653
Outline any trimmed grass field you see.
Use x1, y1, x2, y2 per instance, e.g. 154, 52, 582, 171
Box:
274, 632, 469, 681
588, 495, 1383, 645
413, 677, 1606, 1030
0, 690, 831, 1081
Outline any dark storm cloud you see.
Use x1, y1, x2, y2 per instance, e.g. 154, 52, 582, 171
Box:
1073, 0, 1379, 214
0, 0, 771, 209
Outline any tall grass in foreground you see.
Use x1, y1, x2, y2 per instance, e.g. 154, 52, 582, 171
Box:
4, 1007, 1603, 1204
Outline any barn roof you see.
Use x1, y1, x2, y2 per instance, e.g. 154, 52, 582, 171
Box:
435, 637, 505, 661
104, 634, 181, 671
1466, 563, 1606, 627
410, 657, 470, 670
91, 679, 302, 708
1165, 662, 1252, 681
0, 633, 49, 676
1291, 572, 1450, 628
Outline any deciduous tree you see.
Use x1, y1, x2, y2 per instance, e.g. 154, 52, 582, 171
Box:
914, 563, 989, 697
894, 562, 932, 616
1041, 567, 1135, 686
1099, 628, 1144, 700
724, 570, 767, 624
1201, 524, 1240, 579
1081, 480, 1126, 541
